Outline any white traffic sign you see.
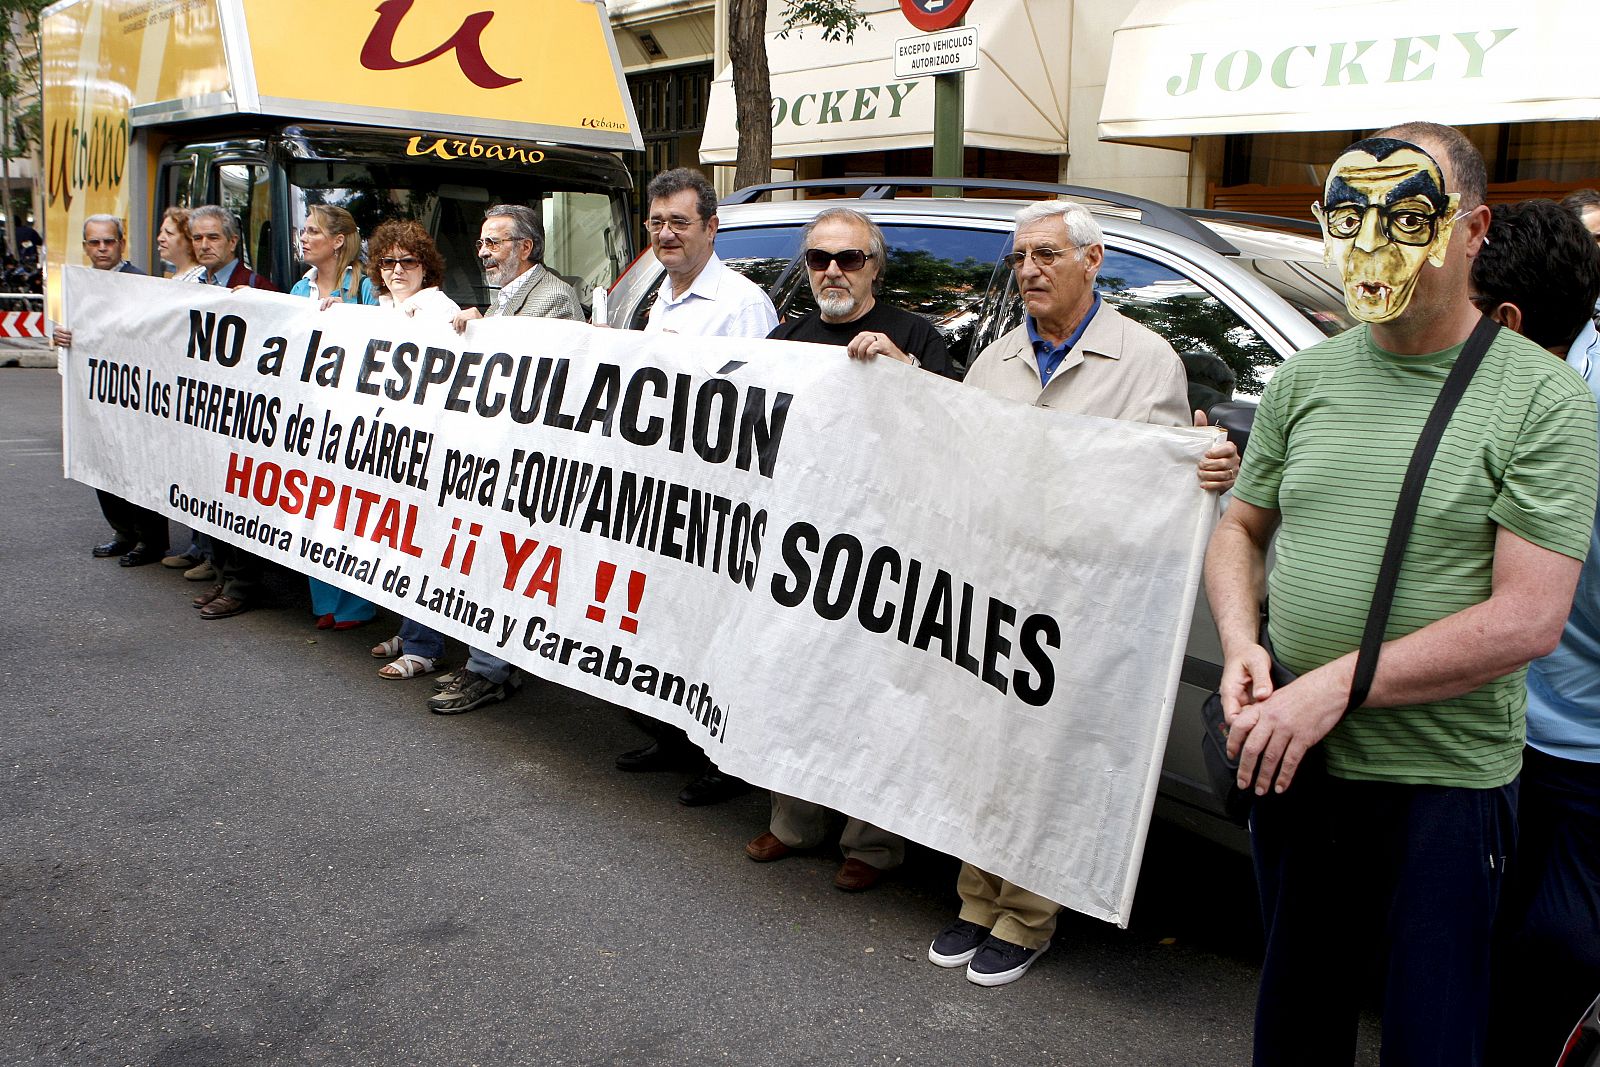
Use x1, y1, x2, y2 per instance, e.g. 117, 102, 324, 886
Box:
893, 25, 979, 80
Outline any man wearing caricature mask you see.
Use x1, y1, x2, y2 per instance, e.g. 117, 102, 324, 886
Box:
1205, 123, 1600, 1065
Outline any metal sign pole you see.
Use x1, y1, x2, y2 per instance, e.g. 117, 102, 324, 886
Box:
933, 58, 964, 198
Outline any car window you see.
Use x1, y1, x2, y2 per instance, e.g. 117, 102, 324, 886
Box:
716, 225, 805, 291
777, 224, 1009, 376
985, 246, 1285, 405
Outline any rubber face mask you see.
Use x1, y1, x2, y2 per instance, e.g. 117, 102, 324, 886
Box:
1312, 137, 1460, 324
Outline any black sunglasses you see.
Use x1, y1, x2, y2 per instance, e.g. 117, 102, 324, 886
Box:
804, 248, 874, 272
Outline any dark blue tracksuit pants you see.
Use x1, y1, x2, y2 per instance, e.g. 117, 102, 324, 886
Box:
1250, 767, 1516, 1067
1488, 747, 1600, 1066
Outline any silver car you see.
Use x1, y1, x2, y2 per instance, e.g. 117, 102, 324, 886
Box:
608, 178, 1353, 850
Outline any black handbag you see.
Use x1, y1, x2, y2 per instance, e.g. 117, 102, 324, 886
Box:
1199, 315, 1502, 825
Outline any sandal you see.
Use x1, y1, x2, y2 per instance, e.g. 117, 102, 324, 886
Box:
379, 654, 441, 680
371, 635, 403, 659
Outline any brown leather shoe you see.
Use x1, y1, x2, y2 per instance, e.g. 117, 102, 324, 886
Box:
199, 595, 247, 620
833, 857, 884, 892
745, 831, 793, 863
192, 584, 225, 608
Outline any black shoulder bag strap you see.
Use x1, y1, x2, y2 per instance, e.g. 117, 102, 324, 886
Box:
1345, 314, 1502, 712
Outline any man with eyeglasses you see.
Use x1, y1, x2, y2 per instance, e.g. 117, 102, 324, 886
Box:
742, 207, 948, 892
640, 167, 777, 339
433, 204, 582, 714
926, 198, 1239, 987
1207, 123, 1599, 1066
53, 215, 170, 568
450, 204, 582, 334
613, 168, 776, 807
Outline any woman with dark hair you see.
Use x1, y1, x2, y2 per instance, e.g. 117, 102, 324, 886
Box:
363, 220, 455, 680
292, 204, 379, 631
366, 219, 459, 319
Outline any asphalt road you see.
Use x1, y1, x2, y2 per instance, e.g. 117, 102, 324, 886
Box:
1, 367, 1378, 1065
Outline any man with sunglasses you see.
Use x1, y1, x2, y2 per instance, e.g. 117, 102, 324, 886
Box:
765, 207, 949, 376
928, 199, 1239, 987
614, 168, 776, 806
433, 205, 582, 714
743, 207, 948, 892
1207, 124, 1599, 1066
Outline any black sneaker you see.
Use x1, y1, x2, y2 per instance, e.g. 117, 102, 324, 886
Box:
965, 935, 1049, 987
928, 919, 991, 968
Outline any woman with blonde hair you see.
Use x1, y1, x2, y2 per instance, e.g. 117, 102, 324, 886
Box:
292, 203, 375, 305
292, 204, 379, 630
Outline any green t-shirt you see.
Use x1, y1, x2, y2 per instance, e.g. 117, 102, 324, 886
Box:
1234, 325, 1599, 787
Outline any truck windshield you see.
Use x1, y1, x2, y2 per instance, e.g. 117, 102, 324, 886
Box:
287, 161, 629, 310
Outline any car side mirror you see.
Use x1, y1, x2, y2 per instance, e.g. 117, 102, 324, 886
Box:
1208, 400, 1257, 457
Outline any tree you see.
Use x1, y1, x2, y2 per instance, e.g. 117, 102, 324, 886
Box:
0, 0, 47, 257
729, 0, 867, 193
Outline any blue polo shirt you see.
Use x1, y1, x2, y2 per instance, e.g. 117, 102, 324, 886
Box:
1026, 292, 1102, 385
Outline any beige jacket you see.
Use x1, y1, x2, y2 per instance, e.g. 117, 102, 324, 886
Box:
964, 300, 1189, 427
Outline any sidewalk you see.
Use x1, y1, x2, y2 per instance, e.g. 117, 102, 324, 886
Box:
0, 337, 52, 368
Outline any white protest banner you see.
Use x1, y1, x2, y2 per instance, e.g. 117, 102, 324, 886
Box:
62, 266, 1216, 925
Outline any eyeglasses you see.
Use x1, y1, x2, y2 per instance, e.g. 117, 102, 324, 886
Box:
804, 248, 874, 272
379, 257, 422, 271
645, 215, 700, 235
1318, 202, 1467, 247
1002, 245, 1083, 270
475, 236, 521, 251
83, 238, 121, 248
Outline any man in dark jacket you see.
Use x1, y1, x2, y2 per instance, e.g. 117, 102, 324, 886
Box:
53, 214, 168, 567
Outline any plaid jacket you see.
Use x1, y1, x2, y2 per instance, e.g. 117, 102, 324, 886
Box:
491, 266, 582, 321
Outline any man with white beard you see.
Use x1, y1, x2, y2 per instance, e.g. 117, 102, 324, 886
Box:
765, 207, 949, 375
430, 205, 583, 715
744, 206, 950, 891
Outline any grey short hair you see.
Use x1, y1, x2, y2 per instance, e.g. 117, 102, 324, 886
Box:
83, 214, 125, 241
485, 204, 544, 265
802, 207, 889, 293
1013, 201, 1104, 248
646, 167, 718, 222
190, 205, 240, 242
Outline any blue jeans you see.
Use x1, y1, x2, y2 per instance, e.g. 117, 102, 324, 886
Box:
398, 619, 445, 661
1488, 747, 1600, 1065
464, 647, 512, 684
1251, 767, 1516, 1067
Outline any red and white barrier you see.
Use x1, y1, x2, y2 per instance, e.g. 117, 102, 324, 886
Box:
0, 310, 43, 337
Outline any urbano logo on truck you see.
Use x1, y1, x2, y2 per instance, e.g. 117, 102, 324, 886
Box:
405, 133, 545, 165
45, 97, 127, 211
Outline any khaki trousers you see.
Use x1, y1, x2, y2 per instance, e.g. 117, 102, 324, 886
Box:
956, 863, 1060, 950
769, 793, 905, 870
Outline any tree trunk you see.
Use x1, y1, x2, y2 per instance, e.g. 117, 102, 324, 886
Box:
727, 0, 772, 195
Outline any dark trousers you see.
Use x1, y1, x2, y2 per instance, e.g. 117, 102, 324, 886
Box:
96, 489, 167, 550
1251, 768, 1516, 1067
626, 713, 707, 767
1489, 747, 1600, 1066
209, 539, 264, 601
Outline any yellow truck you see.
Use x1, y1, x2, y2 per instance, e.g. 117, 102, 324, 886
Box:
42, 0, 643, 318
